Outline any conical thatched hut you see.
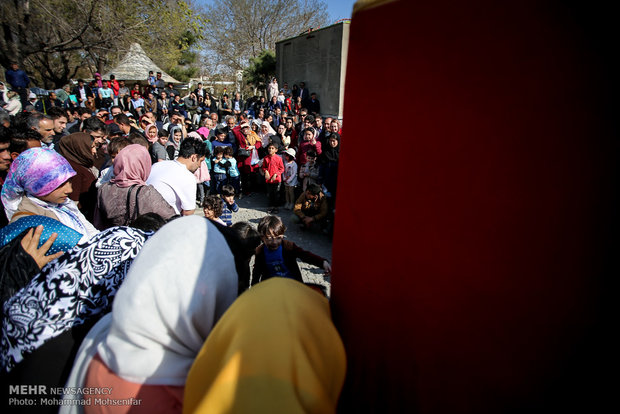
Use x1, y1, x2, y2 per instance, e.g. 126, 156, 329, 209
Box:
103, 43, 180, 83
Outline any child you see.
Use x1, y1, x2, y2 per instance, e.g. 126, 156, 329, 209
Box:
261, 143, 284, 214
219, 184, 239, 226
297, 127, 322, 165
252, 215, 331, 285
96, 137, 132, 188
282, 148, 298, 210
223, 146, 241, 195
202, 194, 225, 226
298, 149, 320, 191
211, 146, 227, 194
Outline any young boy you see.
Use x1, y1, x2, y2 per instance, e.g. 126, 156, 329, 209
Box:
223, 146, 241, 195
202, 194, 226, 226
219, 184, 239, 226
298, 149, 320, 191
282, 148, 298, 210
211, 146, 227, 194
261, 142, 284, 214
252, 215, 331, 286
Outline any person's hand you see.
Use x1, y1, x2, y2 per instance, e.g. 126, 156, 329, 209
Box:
303, 217, 313, 226
20, 225, 64, 269
323, 260, 332, 274
264, 172, 271, 181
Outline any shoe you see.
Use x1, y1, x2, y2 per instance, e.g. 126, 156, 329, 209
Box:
272, 208, 279, 214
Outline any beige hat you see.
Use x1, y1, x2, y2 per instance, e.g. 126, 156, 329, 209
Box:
284, 148, 296, 159
239, 121, 250, 128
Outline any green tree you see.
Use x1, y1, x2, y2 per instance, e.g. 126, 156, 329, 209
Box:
243, 49, 276, 93
0, 0, 207, 88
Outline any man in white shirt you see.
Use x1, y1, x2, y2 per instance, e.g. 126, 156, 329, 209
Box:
147, 138, 207, 215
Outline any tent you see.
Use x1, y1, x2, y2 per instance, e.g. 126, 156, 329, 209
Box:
102, 43, 179, 83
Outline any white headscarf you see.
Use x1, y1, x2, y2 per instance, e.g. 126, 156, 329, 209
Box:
96, 215, 238, 385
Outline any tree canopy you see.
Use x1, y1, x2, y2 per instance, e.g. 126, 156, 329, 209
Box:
201, 0, 329, 75
0, 0, 207, 88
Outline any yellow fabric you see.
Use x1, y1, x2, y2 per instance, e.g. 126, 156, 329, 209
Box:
183, 278, 346, 414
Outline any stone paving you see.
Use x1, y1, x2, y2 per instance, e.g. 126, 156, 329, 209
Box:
194, 191, 334, 296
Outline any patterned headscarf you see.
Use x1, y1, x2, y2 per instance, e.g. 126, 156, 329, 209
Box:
1, 148, 76, 220
1, 226, 153, 372
110, 144, 151, 188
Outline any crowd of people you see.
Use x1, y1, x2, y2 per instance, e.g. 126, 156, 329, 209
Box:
0, 67, 344, 412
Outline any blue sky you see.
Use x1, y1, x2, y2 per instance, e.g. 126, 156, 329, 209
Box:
196, 0, 357, 23
325, 0, 357, 21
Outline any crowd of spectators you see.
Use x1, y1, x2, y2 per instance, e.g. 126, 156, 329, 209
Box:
0, 67, 343, 410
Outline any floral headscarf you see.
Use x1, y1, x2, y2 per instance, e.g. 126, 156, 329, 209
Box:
1, 148, 76, 220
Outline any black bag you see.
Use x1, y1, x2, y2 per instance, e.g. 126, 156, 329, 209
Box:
237, 148, 251, 158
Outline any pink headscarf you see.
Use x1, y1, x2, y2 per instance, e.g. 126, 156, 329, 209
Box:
197, 127, 211, 140
143, 123, 159, 143
94, 72, 103, 88
110, 144, 151, 188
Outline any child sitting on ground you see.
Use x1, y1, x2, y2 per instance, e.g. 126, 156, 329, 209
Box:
219, 184, 239, 227
211, 146, 227, 194
223, 146, 241, 196
298, 149, 320, 191
202, 194, 225, 226
252, 215, 331, 286
282, 148, 298, 210
260, 143, 284, 214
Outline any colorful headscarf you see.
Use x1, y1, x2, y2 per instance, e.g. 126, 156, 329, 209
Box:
1, 148, 76, 220
110, 144, 151, 188
94, 72, 103, 88
143, 123, 159, 143
184, 278, 347, 414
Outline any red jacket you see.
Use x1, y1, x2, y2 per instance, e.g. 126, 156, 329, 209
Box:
261, 154, 284, 183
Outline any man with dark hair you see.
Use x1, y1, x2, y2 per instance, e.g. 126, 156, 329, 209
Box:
154, 72, 165, 92
293, 183, 329, 231
47, 106, 69, 139
307, 92, 320, 115
68, 107, 91, 134
114, 113, 140, 136
147, 138, 206, 216
72, 79, 93, 107
8, 128, 42, 159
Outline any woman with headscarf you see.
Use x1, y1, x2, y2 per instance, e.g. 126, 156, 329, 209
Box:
143, 123, 159, 144
257, 120, 276, 158
183, 278, 347, 414
3, 90, 22, 115
319, 132, 340, 197
60, 216, 241, 413
166, 124, 184, 160
1, 148, 98, 244
55, 132, 100, 221
93, 144, 176, 230
1, 226, 154, 399
236, 122, 262, 196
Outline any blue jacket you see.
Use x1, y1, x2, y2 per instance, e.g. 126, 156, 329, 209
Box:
5, 69, 30, 89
